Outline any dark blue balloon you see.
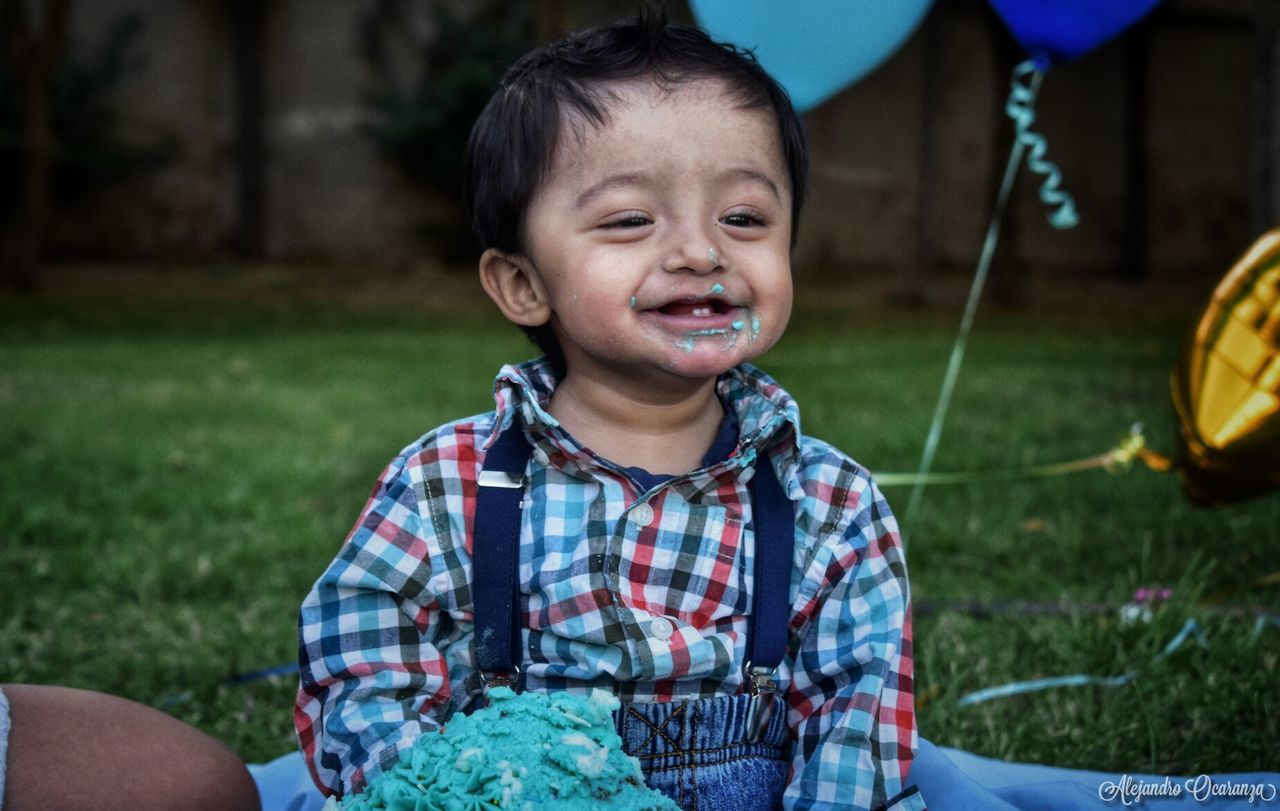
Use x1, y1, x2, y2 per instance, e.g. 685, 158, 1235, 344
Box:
987, 0, 1163, 66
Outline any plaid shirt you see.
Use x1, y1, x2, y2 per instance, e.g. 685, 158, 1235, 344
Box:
296, 359, 921, 810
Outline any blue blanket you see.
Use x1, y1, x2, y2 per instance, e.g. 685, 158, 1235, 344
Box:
250, 739, 1280, 810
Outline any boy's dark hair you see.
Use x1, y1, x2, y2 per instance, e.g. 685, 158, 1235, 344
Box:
465, 9, 810, 376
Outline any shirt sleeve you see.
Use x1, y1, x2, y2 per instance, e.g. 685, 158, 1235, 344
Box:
294, 448, 452, 798
783, 470, 923, 811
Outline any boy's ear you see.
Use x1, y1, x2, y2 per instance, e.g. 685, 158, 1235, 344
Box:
478, 248, 552, 327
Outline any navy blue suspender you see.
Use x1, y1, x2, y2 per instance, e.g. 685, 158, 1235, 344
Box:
741, 437, 794, 739
470, 421, 794, 739
471, 424, 536, 686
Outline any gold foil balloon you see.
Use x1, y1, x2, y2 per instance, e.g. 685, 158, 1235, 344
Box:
1171, 227, 1280, 504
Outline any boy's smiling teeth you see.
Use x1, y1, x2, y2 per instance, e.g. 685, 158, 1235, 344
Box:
655, 298, 732, 317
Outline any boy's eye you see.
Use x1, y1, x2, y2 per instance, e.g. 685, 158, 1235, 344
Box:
600, 212, 653, 229
721, 211, 765, 228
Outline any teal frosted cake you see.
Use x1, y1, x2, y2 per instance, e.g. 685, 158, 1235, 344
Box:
330, 687, 679, 810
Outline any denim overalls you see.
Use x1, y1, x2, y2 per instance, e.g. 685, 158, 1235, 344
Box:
470, 423, 794, 811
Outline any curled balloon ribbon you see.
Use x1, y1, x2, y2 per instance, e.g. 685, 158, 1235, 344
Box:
1006, 58, 1079, 230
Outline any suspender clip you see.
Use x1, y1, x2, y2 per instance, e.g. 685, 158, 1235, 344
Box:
477, 470, 525, 489
458, 665, 523, 714
480, 666, 522, 690
744, 662, 778, 743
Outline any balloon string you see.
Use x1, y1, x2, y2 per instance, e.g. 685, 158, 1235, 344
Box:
901, 67, 1040, 547
879, 424, 1172, 487
1008, 59, 1079, 229
902, 62, 1081, 548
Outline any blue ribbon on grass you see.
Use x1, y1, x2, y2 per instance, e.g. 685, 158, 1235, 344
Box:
958, 618, 1208, 707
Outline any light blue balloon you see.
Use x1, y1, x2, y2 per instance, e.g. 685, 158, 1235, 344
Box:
690, 0, 936, 112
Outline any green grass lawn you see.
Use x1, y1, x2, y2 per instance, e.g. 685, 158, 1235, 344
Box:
1, 269, 1276, 776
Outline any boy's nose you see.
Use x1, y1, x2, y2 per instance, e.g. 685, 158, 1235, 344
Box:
660, 223, 722, 275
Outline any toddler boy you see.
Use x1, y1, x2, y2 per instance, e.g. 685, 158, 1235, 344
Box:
296, 12, 920, 810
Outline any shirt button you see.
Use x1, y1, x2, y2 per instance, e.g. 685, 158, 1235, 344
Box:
532, 447, 550, 467
739, 465, 756, 483
650, 616, 674, 640
630, 502, 655, 527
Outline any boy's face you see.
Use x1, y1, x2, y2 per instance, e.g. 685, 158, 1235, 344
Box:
516, 77, 793, 388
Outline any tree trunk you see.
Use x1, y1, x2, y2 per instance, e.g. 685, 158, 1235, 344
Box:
1, 0, 71, 292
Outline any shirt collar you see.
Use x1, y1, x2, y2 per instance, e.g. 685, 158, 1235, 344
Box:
488, 357, 561, 446
487, 357, 804, 498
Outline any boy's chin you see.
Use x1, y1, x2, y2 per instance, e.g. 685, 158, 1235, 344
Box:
658, 348, 756, 380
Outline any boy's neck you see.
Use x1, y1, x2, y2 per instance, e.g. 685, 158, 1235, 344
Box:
546, 369, 725, 476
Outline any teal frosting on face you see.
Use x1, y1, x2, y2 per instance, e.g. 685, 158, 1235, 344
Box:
333, 688, 679, 811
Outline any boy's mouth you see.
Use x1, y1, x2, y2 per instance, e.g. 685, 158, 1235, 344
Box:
639, 293, 748, 336
655, 297, 734, 317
